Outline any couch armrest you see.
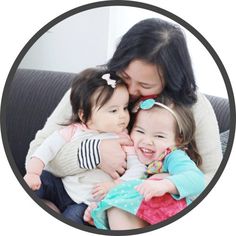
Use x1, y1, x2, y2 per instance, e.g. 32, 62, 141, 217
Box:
205, 94, 230, 133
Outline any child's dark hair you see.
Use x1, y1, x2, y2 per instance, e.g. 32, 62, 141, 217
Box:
69, 67, 125, 124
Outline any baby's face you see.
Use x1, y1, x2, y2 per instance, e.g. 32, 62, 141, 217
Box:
86, 85, 130, 133
130, 108, 177, 165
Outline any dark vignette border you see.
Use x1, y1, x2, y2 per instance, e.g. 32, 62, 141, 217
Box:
1, 0, 235, 235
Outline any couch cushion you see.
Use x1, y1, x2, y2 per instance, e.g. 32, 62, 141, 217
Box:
5, 69, 76, 175
4, 69, 230, 176
220, 130, 229, 155
206, 94, 230, 133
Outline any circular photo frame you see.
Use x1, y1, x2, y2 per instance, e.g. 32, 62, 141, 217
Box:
1, 1, 235, 235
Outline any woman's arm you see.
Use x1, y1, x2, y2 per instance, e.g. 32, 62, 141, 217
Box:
192, 92, 222, 186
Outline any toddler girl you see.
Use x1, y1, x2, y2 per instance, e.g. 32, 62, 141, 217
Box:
89, 96, 205, 229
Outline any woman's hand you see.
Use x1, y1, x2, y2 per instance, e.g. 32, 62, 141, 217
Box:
98, 137, 133, 179
23, 173, 41, 190
135, 179, 177, 201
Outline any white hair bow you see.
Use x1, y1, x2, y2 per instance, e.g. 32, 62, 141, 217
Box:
101, 73, 116, 88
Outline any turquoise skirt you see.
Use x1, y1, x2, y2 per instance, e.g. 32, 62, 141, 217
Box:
91, 179, 187, 229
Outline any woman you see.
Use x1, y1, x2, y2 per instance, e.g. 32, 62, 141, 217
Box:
104, 18, 222, 184
25, 18, 221, 214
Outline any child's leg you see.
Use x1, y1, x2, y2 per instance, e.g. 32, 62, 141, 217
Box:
107, 207, 149, 230
42, 199, 60, 213
62, 203, 89, 225
83, 202, 97, 225
35, 170, 74, 212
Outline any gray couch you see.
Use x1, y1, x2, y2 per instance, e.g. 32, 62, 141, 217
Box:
5, 69, 230, 176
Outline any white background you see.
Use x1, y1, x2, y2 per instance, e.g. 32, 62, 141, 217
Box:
18, 5, 227, 98
0, 0, 235, 235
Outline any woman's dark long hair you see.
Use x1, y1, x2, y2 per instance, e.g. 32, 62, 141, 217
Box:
108, 18, 197, 106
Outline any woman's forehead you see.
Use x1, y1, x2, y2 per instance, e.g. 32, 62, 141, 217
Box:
124, 60, 161, 80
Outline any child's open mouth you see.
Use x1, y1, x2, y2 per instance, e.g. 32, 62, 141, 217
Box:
140, 147, 155, 158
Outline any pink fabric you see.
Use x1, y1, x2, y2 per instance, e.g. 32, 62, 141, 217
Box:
59, 123, 87, 142
136, 193, 187, 225
59, 124, 130, 144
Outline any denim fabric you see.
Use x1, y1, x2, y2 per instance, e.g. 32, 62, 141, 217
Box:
63, 203, 89, 225
35, 170, 88, 225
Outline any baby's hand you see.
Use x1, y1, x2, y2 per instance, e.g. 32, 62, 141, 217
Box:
23, 173, 41, 190
135, 179, 168, 201
92, 181, 115, 201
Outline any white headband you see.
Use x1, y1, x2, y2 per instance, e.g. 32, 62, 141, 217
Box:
133, 98, 182, 133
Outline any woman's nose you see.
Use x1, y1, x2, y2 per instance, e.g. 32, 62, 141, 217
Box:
128, 82, 139, 97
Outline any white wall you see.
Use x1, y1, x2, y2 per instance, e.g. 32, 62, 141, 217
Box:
19, 6, 228, 98
107, 6, 228, 98
19, 7, 110, 73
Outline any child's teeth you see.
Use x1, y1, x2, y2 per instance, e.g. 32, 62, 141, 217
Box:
142, 148, 152, 153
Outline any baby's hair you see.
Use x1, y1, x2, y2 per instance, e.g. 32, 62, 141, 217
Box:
152, 95, 201, 166
69, 67, 125, 124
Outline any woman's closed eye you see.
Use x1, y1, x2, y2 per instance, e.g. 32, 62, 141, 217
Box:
140, 84, 153, 89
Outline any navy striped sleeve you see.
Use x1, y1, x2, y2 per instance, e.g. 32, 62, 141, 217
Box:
78, 139, 101, 169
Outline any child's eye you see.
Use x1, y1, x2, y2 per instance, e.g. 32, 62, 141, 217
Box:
154, 135, 165, 138
109, 109, 117, 113
136, 129, 144, 134
124, 106, 128, 111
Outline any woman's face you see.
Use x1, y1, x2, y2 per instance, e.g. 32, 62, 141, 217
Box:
120, 60, 165, 101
